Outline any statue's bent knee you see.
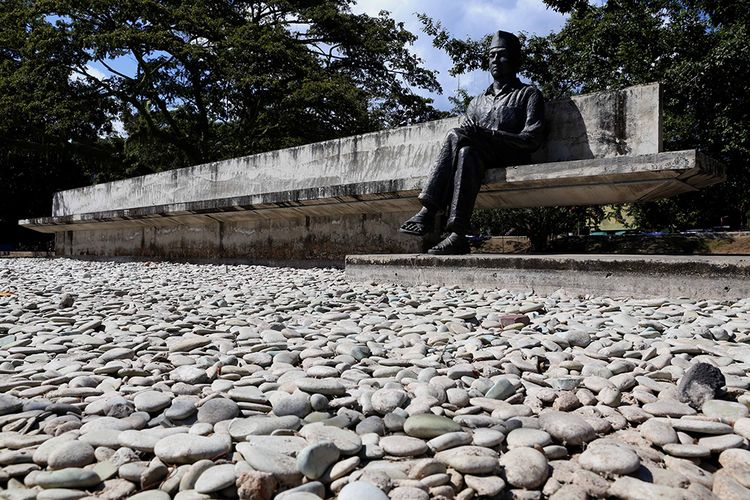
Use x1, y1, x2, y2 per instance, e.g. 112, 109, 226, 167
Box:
446, 128, 466, 143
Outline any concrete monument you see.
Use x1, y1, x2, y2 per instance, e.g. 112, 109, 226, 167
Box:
400, 30, 545, 254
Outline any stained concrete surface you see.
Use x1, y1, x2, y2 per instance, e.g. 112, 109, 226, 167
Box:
20, 150, 724, 260
345, 254, 750, 299
22, 150, 721, 231
51, 210, 421, 262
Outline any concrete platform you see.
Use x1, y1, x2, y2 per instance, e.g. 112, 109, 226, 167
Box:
345, 253, 750, 299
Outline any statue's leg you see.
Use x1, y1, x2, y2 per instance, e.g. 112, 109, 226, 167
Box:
446, 145, 485, 234
427, 145, 484, 255
400, 128, 466, 237
419, 129, 466, 210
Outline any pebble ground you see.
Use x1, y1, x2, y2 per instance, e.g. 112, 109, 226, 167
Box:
1, 258, 750, 500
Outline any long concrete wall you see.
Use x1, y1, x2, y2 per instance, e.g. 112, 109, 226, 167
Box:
55, 210, 422, 262
51, 84, 662, 217
39, 150, 721, 262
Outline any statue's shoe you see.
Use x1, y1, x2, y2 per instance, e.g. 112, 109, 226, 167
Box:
399, 216, 433, 237
427, 233, 470, 255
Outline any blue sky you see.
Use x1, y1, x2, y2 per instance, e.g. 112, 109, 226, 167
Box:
81, 0, 569, 118
350, 0, 568, 109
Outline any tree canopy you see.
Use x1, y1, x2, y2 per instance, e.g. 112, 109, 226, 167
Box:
1, 0, 118, 249
48, 0, 446, 169
1, 0, 446, 247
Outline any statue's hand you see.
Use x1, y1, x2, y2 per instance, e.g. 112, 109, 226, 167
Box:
460, 117, 484, 136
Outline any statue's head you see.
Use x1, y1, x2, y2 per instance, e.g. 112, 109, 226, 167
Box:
489, 30, 521, 80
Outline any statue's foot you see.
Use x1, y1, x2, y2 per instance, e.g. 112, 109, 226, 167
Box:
399, 210, 434, 237
427, 233, 470, 255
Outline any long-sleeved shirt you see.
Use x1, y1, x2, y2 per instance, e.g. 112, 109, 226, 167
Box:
465, 78, 545, 154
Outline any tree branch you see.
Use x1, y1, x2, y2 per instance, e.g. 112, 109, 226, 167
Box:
130, 48, 192, 149
97, 59, 135, 81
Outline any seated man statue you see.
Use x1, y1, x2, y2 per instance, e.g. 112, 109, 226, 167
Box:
399, 30, 545, 255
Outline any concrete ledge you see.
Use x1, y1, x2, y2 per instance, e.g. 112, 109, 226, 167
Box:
345, 253, 750, 299
20, 150, 723, 233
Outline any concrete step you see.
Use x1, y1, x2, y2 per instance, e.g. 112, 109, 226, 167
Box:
345, 253, 750, 299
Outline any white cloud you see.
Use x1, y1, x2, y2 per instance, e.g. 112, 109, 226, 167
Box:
350, 0, 567, 110
69, 64, 107, 83
351, 0, 410, 17
463, 0, 566, 36
85, 65, 107, 81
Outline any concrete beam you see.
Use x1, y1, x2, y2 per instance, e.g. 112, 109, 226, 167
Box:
20, 150, 723, 233
345, 254, 750, 300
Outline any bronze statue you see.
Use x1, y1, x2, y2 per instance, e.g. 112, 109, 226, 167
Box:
399, 30, 545, 254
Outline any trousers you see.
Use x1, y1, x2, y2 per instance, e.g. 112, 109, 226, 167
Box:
418, 127, 526, 234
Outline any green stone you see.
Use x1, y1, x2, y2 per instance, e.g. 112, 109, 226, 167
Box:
485, 379, 515, 400
36, 468, 101, 489
403, 414, 462, 439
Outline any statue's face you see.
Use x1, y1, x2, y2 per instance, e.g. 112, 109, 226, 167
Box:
489, 38, 517, 80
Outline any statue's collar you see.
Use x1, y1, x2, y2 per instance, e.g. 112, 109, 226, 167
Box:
484, 77, 522, 96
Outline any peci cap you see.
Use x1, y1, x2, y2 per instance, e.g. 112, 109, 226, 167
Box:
490, 30, 520, 50
489, 30, 522, 70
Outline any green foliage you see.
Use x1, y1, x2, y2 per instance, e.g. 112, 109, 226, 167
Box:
447, 87, 473, 116
417, 14, 489, 77
45, 0, 447, 170
471, 205, 606, 251
527, 0, 750, 230
0, 0, 120, 247
542, 0, 592, 13
2, 1, 447, 246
